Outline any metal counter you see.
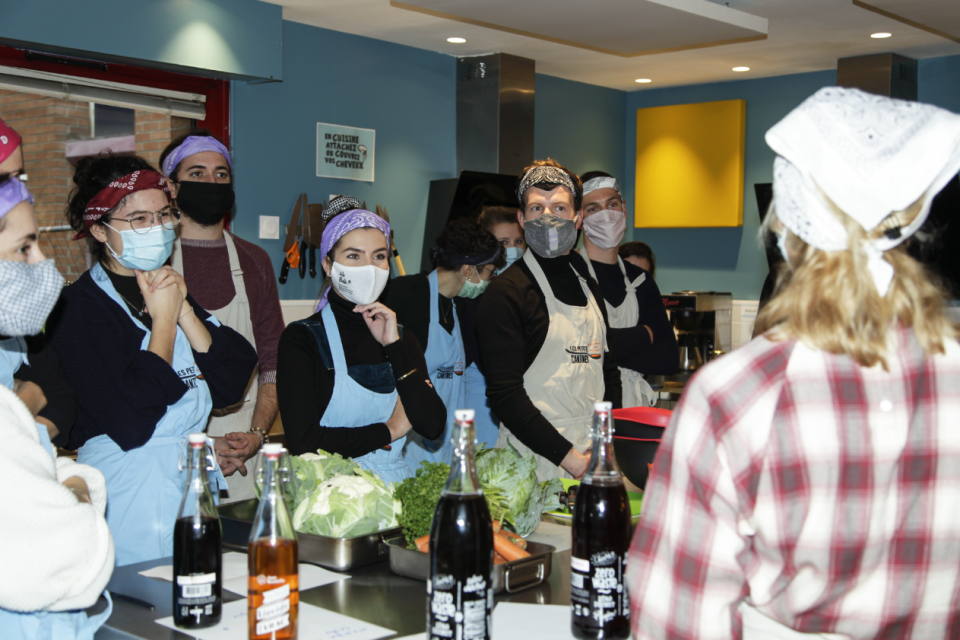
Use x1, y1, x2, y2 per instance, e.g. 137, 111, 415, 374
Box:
94, 543, 572, 639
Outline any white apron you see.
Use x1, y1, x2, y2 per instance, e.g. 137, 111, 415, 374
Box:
578, 250, 656, 409
173, 233, 261, 503
496, 250, 607, 482
402, 270, 466, 470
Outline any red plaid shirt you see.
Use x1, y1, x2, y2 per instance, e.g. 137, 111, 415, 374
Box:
627, 327, 960, 639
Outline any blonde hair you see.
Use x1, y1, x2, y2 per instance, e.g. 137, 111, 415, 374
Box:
754, 194, 958, 369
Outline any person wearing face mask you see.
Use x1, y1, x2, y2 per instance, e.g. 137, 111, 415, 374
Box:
159, 130, 284, 503
0, 175, 115, 640
382, 218, 504, 466
276, 201, 445, 483
478, 205, 526, 275
570, 171, 677, 408
475, 159, 622, 481
46, 155, 258, 566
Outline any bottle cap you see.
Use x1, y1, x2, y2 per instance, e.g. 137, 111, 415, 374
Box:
262, 443, 284, 456
594, 401, 613, 412
455, 409, 475, 422
187, 433, 206, 445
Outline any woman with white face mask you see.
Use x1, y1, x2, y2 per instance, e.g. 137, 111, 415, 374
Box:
46, 155, 258, 566
276, 201, 445, 484
382, 218, 504, 468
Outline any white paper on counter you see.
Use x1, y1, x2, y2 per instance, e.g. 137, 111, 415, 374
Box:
492, 603, 578, 640
155, 599, 394, 640
138, 552, 249, 583
389, 635, 425, 640
527, 520, 572, 553
223, 562, 349, 595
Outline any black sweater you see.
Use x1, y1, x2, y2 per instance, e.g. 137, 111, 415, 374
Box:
475, 251, 623, 467
276, 290, 445, 458
380, 273, 456, 353
568, 252, 678, 376
14, 333, 77, 448
47, 270, 259, 451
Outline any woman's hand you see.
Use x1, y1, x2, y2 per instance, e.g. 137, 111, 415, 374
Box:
13, 379, 47, 417
355, 302, 401, 347
145, 265, 189, 301
386, 397, 412, 442
561, 448, 591, 479
137, 268, 183, 325
61, 476, 92, 504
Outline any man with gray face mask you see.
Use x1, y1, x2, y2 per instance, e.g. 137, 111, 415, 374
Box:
476, 159, 622, 481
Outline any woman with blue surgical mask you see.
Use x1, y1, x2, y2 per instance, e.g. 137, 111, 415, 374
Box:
46, 155, 257, 566
382, 218, 505, 465
479, 205, 526, 276
276, 199, 445, 483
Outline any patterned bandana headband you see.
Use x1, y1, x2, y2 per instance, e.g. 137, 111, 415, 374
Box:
74, 170, 171, 240
582, 176, 621, 196
517, 165, 577, 203
0, 118, 21, 164
766, 87, 960, 295
430, 243, 501, 267
316, 208, 391, 312
161, 136, 233, 178
0, 176, 33, 218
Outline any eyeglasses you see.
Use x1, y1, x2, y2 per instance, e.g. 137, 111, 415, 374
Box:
108, 207, 181, 234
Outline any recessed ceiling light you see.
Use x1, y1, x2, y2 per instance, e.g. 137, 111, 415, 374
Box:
447, 37, 467, 44
871, 32, 892, 39
635, 78, 652, 83
732, 66, 750, 72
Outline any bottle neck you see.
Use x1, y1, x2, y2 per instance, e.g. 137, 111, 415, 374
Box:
443, 419, 482, 496
583, 410, 622, 485
180, 443, 216, 519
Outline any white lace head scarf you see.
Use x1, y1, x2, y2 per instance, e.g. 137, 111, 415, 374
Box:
766, 87, 960, 295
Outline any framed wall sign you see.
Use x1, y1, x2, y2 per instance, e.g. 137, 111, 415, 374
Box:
317, 122, 375, 182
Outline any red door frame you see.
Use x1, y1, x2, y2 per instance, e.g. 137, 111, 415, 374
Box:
0, 45, 229, 148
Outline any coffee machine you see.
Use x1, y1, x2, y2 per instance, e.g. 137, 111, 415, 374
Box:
662, 291, 733, 381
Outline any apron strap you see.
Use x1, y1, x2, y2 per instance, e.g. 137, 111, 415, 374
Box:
428, 270, 441, 325
222, 232, 249, 306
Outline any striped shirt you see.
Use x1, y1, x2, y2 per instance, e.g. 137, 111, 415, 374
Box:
627, 327, 960, 639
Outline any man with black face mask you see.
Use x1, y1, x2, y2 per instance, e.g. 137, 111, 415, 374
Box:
159, 130, 285, 502
476, 159, 621, 481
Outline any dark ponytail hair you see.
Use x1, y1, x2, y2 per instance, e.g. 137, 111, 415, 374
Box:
66, 154, 156, 267
432, 218, 505, 272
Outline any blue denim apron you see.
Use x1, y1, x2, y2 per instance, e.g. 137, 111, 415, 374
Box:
0, 422, 114, 639
402, 270, 465, 469
297, 305, 410, 485
0, 335, 28, 389
78, 264, 226, 566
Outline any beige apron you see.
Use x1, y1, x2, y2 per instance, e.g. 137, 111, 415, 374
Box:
578, 250, 656, 408
738, 603, 846, 640
496, 250, 607, 482
173, 233, 261, 503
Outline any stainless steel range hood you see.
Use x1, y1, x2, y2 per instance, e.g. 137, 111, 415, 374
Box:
837, 52, 917, 100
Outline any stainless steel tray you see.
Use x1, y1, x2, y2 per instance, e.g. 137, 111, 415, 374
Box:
385, 535, 554, 593
219, 499, 399, 572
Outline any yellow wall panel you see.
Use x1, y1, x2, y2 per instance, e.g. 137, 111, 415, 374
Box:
634, 99, 745, 228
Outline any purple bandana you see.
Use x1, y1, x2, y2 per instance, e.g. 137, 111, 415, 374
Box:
161, 135, 233, 178
0, 177, 33, 219
316, 209, 391, 312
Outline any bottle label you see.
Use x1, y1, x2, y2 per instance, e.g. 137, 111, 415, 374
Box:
429, 573, 491, 640
255, 580, 291, 634
177, 572, 216, 600
570, 552, 630, 626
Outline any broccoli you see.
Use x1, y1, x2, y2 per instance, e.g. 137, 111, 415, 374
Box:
394, 462, 450, 547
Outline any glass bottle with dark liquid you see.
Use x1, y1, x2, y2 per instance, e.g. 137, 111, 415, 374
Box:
248, 444, 298, 640
571, 402, 632, 640
173, 432, 222, 629
428, 409, 494, 640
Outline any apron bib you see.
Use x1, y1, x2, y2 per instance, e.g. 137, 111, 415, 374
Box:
578, 250, 656, 408
402, 270, 466, 469
496, 250, 607, 481
463, 362, 498, 450
0, 335, 29, 389
311, 305, 410, 485
173, 233, 261, 503
78, 264, 225, 566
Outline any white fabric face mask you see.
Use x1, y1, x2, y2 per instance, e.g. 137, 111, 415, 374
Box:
582, 209, 626, 249
330, 261, 389, 305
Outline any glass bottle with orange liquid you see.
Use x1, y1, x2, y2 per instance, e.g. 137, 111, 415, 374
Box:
248, 443, 298, 640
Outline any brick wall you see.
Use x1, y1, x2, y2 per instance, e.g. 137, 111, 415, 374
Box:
135, 111, 191, 172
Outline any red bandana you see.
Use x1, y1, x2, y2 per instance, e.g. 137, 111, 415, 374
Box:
74, 170, 171, 240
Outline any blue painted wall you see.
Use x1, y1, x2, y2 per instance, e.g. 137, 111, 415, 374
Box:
920, 54, 960, 115
0, 0, 282, 80
231, 21, 457, 301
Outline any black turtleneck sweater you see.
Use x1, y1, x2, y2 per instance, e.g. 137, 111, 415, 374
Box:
276, 290, 446, 458
475, 251, 622, 467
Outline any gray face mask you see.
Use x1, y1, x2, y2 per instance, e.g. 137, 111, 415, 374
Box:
523, 213, 578, 259
0, 259, 62, 336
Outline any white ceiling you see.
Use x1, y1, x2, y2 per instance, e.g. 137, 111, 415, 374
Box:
265, 0, 960, 91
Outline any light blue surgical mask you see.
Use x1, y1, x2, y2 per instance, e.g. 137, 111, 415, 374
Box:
458, 266, 489, 299
104, 224, 175, 271
495, 247, 522, 275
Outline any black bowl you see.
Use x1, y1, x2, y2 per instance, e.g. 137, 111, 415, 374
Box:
612, 420, 664, 491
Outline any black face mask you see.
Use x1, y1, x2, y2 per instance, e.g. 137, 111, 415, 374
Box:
175, 181, 236, 226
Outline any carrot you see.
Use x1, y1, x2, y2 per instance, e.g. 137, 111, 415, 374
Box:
497, 530, 527, 550
415, 534, 430, 552
494, 552, 507, 565
493, 532, 530, 561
